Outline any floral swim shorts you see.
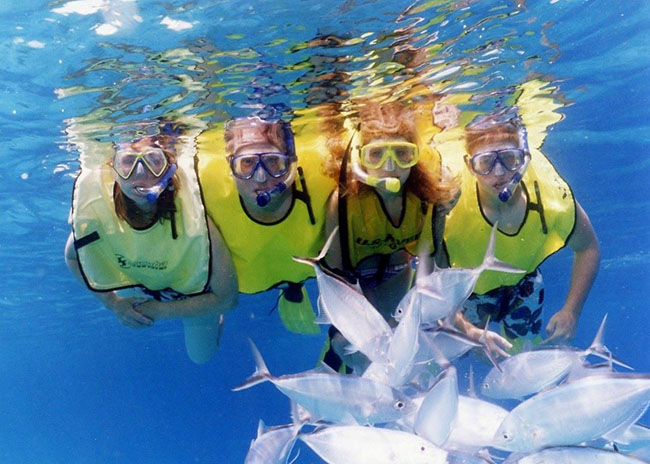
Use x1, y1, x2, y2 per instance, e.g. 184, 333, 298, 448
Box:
462, 269, 544, 342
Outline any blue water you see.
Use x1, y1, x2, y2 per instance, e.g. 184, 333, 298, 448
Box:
1, 0, 649, 462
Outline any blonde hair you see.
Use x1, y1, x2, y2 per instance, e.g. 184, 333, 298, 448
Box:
224, 117, 287, 155
465, 115, 522, 155
326, 100, 457, 205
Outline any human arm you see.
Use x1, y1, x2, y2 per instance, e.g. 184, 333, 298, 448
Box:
136, 219, 239, 320
544, 201, 600, 344
454, 311, 513, 359
64, 233, 153, 327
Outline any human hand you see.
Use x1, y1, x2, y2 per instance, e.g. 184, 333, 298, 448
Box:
482, 330, 513, 360
543, 308, 577, 345
108, 297, 154, 328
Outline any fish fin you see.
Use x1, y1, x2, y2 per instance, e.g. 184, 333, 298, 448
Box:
312, 362, 339, 375
313, 296, 331, 324
343, 343, 359, 356
232, 339, 272, 391
290, 400, 313, 426
478, 448, 498, 464
287, 448, 301, 464
467, 363, 477, 398
603, 402, 650, 442
256, 419, 266, 438
292, 226, 339, 266
479, 223, 526, 275
479, 316, 503, 373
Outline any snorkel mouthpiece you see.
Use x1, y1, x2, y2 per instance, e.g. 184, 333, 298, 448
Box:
255, 166, 296, 207
498, 155, 530, 202
137, 163, 177, 203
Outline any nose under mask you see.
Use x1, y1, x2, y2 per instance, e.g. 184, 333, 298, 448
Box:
383, 157, 396, 172
253, 166, 268, 182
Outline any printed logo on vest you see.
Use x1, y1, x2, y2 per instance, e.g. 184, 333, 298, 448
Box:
355, 232, 420, 251
115, 254, 168, 271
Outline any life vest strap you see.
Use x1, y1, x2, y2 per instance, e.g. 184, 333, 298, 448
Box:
74, 231, 100, 250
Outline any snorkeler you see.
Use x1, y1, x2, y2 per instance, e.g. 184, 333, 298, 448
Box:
320, 100, 512, 371
441, 111, 600, 349
197, 116, 334, 334
65, 127, 238, 364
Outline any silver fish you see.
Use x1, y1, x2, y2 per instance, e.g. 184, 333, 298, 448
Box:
299, 425, 448, 464
363, 296, 421, 388
233, 340, 414, 425
446, 395, 509, 452
502, 446, 650, 463
482, 314, 631, 400
395, 224, 525, 326
493, 373, 650, 452
293, 228, 392, 363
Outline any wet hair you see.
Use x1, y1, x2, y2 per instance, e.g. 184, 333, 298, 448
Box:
224, 117, 287, 155
113, 134, 180, 225
325, 100, 457, 206
465, 113, 523, 155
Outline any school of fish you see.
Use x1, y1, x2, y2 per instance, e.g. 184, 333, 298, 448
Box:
233, 228, 650, 464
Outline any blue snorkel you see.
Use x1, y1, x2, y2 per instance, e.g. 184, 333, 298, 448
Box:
136, 163, 178, 203
498, 124, 531, 203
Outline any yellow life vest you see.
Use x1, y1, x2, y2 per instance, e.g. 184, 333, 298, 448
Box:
442, 151, 576, 294
344, 189, 433, 268
197, 123, 335, 294
71, 156, 211, 295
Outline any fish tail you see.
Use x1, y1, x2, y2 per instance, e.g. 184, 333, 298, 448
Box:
232, 339, 273, 391
293, 226, 339, 266
585, 314, 633, 370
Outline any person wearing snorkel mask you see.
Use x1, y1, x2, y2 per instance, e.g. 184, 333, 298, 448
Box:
197, 116, 334, 335
320, 101, 505, 371
442, 113, 600, 351
65, 130, 238, 364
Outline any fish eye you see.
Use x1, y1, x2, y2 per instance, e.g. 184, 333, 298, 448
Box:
483, 383, 490, 390
420, 446, 425, 452
503, 433, 510, 440
395, 400, 405, 409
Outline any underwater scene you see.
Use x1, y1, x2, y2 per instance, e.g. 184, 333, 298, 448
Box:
2, 0, 650, 462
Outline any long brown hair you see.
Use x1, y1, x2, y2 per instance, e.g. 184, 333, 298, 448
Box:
113, 134, 180, 225
325, 100, 457, 206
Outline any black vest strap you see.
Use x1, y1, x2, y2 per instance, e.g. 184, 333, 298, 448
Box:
337, 129, 358, 271
293, 166, 316, 225
74, 231, 100, 250
528, 180, 548, 234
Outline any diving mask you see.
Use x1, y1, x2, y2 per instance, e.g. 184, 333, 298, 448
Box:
229, 152, 296, 180
468, 148, 526, 175
113, 147, 169, 179
359, 141, 419, 170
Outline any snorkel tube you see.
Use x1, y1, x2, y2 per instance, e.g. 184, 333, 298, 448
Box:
256, 120, 298, 207
350, 133, 402, 193
498, 125, 531, 203
136, 163, 178, 203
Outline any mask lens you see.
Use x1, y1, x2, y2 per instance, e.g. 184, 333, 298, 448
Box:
471, 152, 497, 175
260, 153, 289, 177
231, 154, 260, 179
142, 148, 168, 177
362, 146, 388, 169
114, 152, 138, 179
391, 144, 417, 167
498, 149, 524, 171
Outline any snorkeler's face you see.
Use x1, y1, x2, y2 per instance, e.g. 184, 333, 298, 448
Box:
467, 140, 521, 196
113, 138, 169, 204
364, 136, 413, 190
232, 142, 294, 205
